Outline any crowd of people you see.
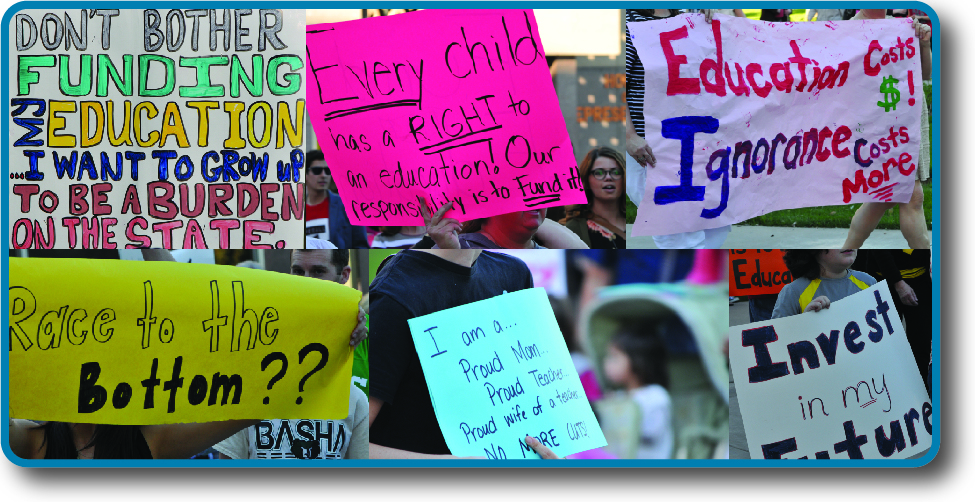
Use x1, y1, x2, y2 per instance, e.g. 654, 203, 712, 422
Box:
305, 143, 629, 251
8, 9, 938, 465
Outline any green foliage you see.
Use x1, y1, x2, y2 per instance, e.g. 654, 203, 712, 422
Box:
743, 9, 806, 21
626, 198, 637, 224
737, 182, 932, 229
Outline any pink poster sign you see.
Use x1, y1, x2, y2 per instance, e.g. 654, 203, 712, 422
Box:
306, 9, 585, 226
629, 14, 923, 236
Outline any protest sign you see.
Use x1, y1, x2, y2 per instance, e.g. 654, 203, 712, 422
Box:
729, 249, 791, 296
305, 9, 586, 226
407, 287, 606, 458
8, 258, 359, 424
729, 282, 932, 459
8, 9, 306, 249
629, 14, 923, 235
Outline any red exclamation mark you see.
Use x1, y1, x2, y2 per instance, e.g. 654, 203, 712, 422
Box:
908, 70, 916, 106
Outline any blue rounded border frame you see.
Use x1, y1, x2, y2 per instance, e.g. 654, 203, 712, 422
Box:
1, 0, 941, 468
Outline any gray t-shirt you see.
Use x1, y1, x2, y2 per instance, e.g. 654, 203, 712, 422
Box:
213, 383, 368, 459
771, 270, 877, 318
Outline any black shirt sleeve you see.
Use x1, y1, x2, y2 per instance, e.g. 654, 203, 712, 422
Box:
367, 293, 413, 405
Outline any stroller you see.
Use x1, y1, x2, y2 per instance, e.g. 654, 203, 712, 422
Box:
579, 281, 729, 459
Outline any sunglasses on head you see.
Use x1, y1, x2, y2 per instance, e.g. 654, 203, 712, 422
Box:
590, 168, 622, 180
308, 167, 331, 176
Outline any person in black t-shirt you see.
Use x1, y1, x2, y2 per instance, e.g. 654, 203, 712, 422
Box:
368, 250, 557, 459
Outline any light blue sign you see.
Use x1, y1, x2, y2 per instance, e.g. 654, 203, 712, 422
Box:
408, 287, 607, 459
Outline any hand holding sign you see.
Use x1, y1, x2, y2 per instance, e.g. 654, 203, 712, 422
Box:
418, 195, 462, 249
407, 288, 606, 459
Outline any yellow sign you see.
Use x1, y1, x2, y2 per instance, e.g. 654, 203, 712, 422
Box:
8, 258, 359, 425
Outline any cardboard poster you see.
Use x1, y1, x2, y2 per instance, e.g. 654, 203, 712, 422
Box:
729, 249, 791, 296
629, 14, 922, 235
730, 282, 932, 459
9, 9, 306, 249
305, 9, 586, 226
407, 287, 606, 459
9, 258, 359, 424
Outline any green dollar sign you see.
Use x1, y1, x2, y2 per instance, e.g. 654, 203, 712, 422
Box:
878, 76, 901, 112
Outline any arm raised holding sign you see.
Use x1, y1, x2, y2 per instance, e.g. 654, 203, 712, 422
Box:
843, 10, 933, 250
419, 195, 587, 249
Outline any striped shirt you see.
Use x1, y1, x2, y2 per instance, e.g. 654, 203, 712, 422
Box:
626, 10, 682, 139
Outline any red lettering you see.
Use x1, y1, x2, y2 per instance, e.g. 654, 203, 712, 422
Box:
769, 63, 794, 93
882, 159, 898, 181
281, 183, 304, 221
816, 127, 833, 162
746, 63, 772, 98
207, 183, 234, 217
260, 183, 280, 221
81, 217, 99, 249
868, 169, 884, 188
788, 40, 812, 64
148, 181, 178, 219
180, 183, 206, 218
898, 152, 916, 175
124, 217, 151, 248
237, 183, 261, 218
12, 184, 40, 213
12, 218, 33, 249
244, 220, 275, 249
121, 184, 142, 214
183, 219, 207, 248
833, 126, 852, 158
70, 184, 89, 215
91, 183, 112, 216
152, 220, 183, 249
101, 217, 118, 249
210, 219, 241, 248
62, 217, 81, 248
700, 20, 726, 96
864, 40, 883, 76
725, 62, 750, 96
842, 170, 869, 203
660, 26, 701, 95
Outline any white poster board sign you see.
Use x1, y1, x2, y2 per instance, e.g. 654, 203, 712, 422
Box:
629, 14, 922, 235
730, 282, 932, 459
9, 9, 306, 248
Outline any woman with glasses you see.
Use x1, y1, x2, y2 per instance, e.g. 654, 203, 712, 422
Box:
560, 147, 627, 249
